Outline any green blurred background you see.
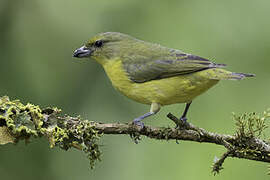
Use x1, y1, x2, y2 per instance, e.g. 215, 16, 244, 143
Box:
0, 0, 269, 179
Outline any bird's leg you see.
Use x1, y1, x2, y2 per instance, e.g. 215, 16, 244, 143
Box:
133, 102, 161, 129
133, 112, 153, 128
180, 101, 192, 122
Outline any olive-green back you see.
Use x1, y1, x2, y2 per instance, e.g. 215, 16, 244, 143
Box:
121, 40, 225, 83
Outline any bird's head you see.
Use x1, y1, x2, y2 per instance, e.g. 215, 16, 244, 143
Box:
73, 32, 138, 64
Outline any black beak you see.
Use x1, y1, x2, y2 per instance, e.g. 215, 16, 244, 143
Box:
73, 46, 92, 58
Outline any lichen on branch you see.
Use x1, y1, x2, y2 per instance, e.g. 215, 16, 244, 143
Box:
0, 96, 270, 174
0, 96, 102, 168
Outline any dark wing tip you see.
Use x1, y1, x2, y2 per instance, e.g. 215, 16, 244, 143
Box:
213, 63, 226, 68
242, 73, 255, 77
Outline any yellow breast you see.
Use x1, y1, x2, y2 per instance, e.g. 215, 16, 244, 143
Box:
102, 59, 219, 105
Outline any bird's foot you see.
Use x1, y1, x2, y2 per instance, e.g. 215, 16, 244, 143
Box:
133, 118, 145, 129
175, 116, 188, 129
180, 116, 187, 123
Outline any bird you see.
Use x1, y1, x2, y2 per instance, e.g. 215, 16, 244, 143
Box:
73, 32, 254, 128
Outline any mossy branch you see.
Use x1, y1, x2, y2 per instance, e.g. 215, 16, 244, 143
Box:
0, 96, 269, 174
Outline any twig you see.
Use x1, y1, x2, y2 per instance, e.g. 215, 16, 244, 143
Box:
0, 96, 270, 172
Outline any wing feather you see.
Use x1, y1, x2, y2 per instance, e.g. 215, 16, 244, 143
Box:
123, 51, 225, 83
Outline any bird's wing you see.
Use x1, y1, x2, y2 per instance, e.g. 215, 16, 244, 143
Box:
123, 52, 225, 83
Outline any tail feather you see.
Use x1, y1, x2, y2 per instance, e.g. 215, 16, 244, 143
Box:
230, 72, 256, 80
205, 68, 255, 80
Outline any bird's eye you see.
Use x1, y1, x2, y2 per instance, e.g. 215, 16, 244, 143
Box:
94, 40, 103, 47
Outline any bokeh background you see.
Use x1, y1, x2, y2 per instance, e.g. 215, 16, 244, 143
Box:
0, 0, 269, 179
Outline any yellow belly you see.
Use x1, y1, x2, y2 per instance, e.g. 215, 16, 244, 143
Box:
102, 60, 219, 105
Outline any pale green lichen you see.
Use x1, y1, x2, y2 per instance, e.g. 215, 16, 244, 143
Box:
47, 115, 102, 168
0, 96, 102, 169
233, 110, 270, 157
211, 110, 270, 175
0, 96, 44, 141
234, 109, 269, 139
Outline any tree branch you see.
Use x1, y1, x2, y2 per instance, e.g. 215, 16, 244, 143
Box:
0, 96, 269, 174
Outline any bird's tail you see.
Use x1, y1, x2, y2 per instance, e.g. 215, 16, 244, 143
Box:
205, 68, 255, 80
229, 72, 255, 80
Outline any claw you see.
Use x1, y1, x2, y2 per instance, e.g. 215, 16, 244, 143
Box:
180, 116, 187, 123
174, 116, 187, 129
133, 119, 145, 129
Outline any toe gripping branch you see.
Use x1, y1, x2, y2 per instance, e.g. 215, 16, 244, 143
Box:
167, 112, 233, 174
167, 113, 190, 129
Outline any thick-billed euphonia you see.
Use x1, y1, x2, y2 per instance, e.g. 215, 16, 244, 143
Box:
73, 32, 254, 128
